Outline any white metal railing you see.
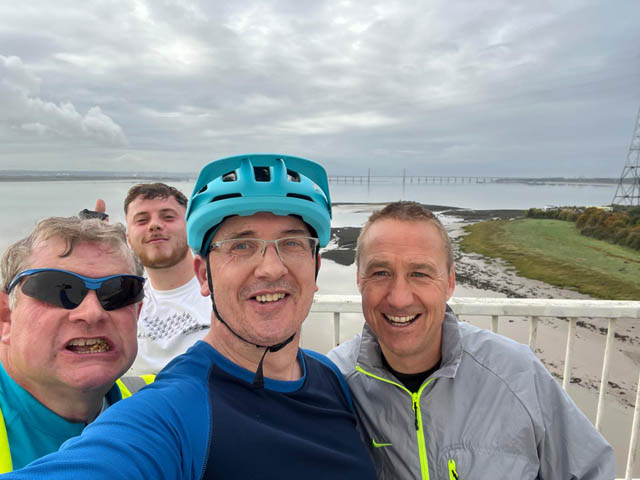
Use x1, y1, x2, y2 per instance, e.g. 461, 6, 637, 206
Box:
311, 295, 640, 480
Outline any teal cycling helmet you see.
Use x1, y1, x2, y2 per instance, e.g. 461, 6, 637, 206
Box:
186, 154, 332, 256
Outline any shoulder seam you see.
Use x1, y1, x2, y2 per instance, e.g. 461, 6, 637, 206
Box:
461, 345, 539, 423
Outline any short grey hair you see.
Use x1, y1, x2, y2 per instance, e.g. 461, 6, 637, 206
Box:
2, 216, 144, 309
355, 201, 454, 271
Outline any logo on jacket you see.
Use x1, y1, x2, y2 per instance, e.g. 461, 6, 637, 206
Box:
371, 439, 392, 448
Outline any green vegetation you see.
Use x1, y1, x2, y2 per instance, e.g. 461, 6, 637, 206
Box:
527, 206, 640, 251
459, 218, 640, 300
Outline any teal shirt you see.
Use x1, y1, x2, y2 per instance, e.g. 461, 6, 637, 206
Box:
0, 362, 121, 470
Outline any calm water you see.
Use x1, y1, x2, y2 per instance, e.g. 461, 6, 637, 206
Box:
0, 179, 632, 474
0, 179, 616, 255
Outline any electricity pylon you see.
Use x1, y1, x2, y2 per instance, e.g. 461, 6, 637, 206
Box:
612, 106, 640, 206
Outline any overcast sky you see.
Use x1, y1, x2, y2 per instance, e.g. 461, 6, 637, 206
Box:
0, 1, 639, 177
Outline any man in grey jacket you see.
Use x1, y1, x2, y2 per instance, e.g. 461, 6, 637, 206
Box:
328, 201, 614, 479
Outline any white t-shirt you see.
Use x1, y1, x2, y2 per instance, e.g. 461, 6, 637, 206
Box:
129, 276, 211, 375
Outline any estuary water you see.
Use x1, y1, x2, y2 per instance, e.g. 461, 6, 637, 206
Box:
0, 178, 616, 255
0, 178, 635, 474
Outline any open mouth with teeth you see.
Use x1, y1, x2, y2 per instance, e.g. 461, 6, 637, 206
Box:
383, 314, 420, 326
66, 338, 111, 354
254, 292, 287, 304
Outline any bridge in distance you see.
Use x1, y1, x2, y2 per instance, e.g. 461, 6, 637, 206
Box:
331, 174, 511, 184
328, 174, 622, 185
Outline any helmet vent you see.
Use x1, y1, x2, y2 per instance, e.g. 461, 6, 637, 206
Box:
286, 170, 301, 182
253, 167, 271, 182
222, 171, 237, 182
212, 193, 242, 202
287, 193, 313, 202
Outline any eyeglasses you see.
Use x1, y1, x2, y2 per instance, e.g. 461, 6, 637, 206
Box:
6, 268, 145, 311
209, 236, 318, 264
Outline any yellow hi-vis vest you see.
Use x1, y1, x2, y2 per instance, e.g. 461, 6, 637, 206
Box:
115, 374, 156, 399
0, 374, 155, 473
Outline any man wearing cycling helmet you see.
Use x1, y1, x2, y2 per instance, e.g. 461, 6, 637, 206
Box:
0, 216, 144, 472
2, 155, 376, 480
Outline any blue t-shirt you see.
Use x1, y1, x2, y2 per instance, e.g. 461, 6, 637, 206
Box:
3, 341, 376, 479
0, 362, 121, 470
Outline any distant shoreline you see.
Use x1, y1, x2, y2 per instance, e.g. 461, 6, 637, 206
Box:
0, 173, 625, 186
0, 175, 195, 182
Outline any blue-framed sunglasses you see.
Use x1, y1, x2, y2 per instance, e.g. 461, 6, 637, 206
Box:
6, 268, 145, 311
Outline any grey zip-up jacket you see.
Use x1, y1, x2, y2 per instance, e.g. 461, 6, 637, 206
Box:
328, 309, 614, 479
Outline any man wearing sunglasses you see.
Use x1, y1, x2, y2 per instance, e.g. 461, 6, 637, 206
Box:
2, 155, 375, 479
0, 216, 144, 472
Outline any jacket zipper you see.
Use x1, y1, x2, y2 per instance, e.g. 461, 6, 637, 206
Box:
412, 389, 430, 480
355, 366, 433, 480
448, 458, 459, 480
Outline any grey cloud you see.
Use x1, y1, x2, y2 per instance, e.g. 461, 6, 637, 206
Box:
0, 55, 127, 147
0, 0, 638, 175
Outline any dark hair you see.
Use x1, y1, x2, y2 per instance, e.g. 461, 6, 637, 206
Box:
124, 183, 188, 214
356, 201, 453, 270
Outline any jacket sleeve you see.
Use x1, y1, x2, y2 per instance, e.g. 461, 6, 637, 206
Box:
0, 381, 210, 480
533, 358, 615, 479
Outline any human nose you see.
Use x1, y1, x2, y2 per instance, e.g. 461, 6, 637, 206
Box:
69, 290, 108, 325
254, 241, 288, 279
386, 275, 414, 309
148, 214, 164, 231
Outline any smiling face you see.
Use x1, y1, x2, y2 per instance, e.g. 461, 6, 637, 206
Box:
125, 195, 189, 269
0, 237, 139, 401
357, 218, 455, 373
195, 212, 319, 349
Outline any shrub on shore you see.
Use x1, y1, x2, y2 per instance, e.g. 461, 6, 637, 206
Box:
526, 206, 640, 251
526, 207, 581, 222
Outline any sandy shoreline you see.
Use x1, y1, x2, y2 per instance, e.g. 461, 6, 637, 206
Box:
315, 203, 639, 474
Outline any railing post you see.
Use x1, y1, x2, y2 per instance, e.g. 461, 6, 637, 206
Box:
596, 318, 616, 431
312, 294, 640, 470
528, 316, 538, 351
563, 317, 577, 390
626, 370, 640, 480
491, 315, 498, 333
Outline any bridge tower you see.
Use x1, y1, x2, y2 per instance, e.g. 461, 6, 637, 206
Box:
612, 106, 640, 206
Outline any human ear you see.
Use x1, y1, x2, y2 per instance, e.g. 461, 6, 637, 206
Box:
356, 265, 363, 293
0, 293, 13, 345
446, 265, 456, 300
314, 255, 321, 292
193, 255, 211, 297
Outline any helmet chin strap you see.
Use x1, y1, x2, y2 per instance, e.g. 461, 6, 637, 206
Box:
205, 255, 296, 389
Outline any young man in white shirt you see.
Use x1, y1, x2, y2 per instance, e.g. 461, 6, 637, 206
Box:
123, 183, 211, 374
